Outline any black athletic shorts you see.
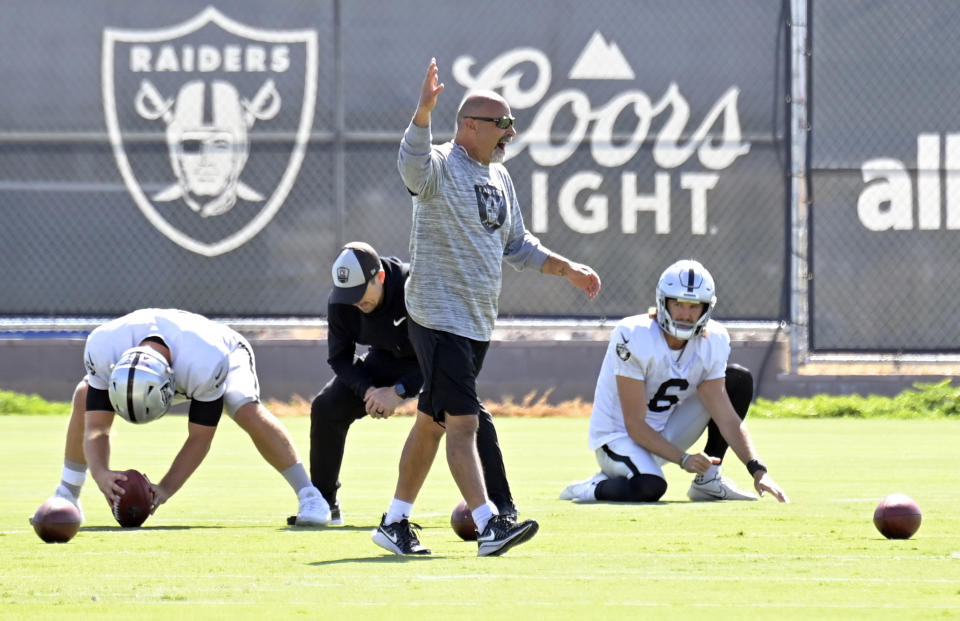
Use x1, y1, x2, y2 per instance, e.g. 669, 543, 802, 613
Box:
407, 318, 489, 422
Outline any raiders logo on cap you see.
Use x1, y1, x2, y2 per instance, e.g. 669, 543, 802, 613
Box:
329, 241, 381, 304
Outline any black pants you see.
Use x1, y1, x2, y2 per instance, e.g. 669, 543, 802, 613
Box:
309, 350, 516, 515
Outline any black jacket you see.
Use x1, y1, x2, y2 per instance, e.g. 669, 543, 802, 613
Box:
326, 257, 422, 399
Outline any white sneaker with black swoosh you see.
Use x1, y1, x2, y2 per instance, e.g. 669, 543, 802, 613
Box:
687, 467, 758, 501
371, 514, 431, 555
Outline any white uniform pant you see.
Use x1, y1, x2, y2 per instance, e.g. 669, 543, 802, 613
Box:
595, 395, 710, 480
222, 337, 260, 417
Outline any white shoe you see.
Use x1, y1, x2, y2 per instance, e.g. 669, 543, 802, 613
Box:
687, 468, 758, 501
559, 473, 607, 502
54, 484, 84, 522
295, 487, 331, 526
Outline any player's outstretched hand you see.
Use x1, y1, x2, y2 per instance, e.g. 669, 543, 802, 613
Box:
754, 473, 790, 503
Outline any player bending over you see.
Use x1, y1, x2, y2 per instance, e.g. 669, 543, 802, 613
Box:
37, 308, 331, 526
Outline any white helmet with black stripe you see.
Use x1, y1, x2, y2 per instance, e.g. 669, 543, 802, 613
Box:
656, 259, 717, 340
108, 346, 175, 424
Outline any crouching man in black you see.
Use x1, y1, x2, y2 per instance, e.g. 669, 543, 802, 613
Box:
306, 242, 517, 525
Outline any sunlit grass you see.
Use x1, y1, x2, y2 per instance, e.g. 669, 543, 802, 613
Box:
2, 415, 959, 620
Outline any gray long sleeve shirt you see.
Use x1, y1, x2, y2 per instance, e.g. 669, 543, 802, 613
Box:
398, 122, 549, 341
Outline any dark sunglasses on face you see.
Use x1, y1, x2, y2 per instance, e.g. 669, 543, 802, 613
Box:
464, 115, 515, 130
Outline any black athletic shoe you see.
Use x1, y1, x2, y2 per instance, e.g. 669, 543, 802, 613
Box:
477, 514, 539, 557
497, 504, 519, 523
371, 514, 431, 555
328, 500, 343, 526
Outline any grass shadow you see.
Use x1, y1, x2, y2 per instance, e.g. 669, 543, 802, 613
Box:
80, 525, 224, 532
309, 554, 446, 566
584, 500, 676, 506
282, 524, 374, 533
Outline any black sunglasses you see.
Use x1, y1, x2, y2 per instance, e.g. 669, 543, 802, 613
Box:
464, 115, 515, 130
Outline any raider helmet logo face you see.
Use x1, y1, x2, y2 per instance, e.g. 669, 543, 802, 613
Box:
103, 8, 317, 256
474, 184, 507, 233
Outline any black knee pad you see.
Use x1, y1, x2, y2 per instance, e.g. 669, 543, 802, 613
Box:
725, 363, 754, 420
627, 474, 668, 502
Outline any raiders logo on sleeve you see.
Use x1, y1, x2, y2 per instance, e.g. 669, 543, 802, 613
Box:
615, 333, 631, 361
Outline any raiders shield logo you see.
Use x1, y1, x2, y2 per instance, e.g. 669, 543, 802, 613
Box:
102, 7, 317, 256
616, 333, 631, 361
474, 184, 507, 232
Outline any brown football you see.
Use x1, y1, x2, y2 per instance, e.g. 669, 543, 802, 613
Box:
112, 469, 153, 528
450, 499, 478, 541
873, 493, 922, 539
31, 497, 82, 543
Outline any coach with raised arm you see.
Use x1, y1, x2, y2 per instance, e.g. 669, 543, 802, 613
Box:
371, 57, 602, 557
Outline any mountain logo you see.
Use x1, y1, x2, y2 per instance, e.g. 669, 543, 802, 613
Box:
568, 31, 635, 80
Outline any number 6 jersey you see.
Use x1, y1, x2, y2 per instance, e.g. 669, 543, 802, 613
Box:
588, 314, 730, 451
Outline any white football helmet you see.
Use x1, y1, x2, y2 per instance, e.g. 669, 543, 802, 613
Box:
108, 346, 175, 424
656, 259, 717, 340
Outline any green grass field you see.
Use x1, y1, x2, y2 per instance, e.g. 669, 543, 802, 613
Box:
2, 415, 958, 620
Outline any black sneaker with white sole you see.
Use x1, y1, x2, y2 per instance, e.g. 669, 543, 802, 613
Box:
477, 514, 539, 557
371, 514, 431, 555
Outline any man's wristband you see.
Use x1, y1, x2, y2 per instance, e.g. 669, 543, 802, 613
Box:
679, 453, 692, 468
394, 383, 406, 399
746, 459, 767, 476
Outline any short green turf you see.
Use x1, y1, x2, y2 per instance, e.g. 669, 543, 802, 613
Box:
2, 416, 958, 620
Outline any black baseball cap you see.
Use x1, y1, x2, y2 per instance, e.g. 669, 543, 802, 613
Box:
329, 242, 382, 304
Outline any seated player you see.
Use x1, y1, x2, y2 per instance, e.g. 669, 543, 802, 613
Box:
560, 260, 789, 504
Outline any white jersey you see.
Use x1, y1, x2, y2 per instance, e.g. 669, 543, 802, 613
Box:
588, 314, 730, 450
83, 308, 238, 404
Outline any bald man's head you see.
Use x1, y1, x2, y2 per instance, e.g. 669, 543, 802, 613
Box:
456, 90, 510, 129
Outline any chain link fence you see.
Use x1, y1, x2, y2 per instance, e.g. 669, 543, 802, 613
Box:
810, 0, 960, 351
14, 2, 955, 355
0, 0, 789, 327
